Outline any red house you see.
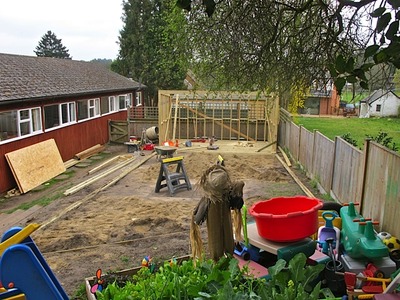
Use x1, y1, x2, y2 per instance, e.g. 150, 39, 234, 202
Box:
0, 53, 144, 193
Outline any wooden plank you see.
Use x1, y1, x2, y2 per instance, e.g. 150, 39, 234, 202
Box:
256, 141, 277, 152
275, 154, 315, 198
87, 155, 121, 174
5, 139, 65, 193
64, 156, 135, 196
74, 144, 105, 160
278, 146, 292, 167
172, 94, 179, 141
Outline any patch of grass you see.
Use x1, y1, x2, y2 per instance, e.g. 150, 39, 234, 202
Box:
319, 193, 335, 202
31, 169, 76, 193
5, 186, 71, 213
120, 255, 130, 264
71, 283, 87, 300
310, 177, 319, 189
340, 91, 369, 103
293, 116, 400, 150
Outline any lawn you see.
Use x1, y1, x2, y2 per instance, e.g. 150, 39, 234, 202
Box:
340, 90, 369, 103
292, 116, 400, 150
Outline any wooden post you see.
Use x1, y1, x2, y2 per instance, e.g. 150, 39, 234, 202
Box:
172, 94, 179, 141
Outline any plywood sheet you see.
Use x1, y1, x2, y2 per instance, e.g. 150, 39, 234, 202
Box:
5, 139, 66, 193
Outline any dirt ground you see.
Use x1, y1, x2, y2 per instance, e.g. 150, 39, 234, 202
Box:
0, 140, 320, 298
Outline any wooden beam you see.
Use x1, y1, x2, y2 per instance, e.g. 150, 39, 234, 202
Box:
256, 141, 277, 152
180, 103, 256, 142
275, 154, 315, 198
74, 144, 105, 160
88, 155, 121, 174
278, 146, 292, 167
172, 94, 179, 141
64, 156, 135, 195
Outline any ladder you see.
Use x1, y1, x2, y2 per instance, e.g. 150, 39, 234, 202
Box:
155, 156, 192, 196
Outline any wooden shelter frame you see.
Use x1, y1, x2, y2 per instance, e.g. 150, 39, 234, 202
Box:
158, 90, 279, 145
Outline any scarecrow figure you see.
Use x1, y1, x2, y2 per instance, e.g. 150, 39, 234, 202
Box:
190, 164, 245, 262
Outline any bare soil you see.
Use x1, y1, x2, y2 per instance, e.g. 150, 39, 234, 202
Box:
0, 141, 320, 298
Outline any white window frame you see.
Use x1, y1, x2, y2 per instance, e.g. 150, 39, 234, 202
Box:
88, 98, 101, 118
118, 94, 132, 110
136, 92, 142, 106
60, 102, 76, 125
18, 107, 42, 137
108, 96, 118, 113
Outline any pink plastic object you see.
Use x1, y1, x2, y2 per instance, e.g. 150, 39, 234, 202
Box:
249, 196, 323, 242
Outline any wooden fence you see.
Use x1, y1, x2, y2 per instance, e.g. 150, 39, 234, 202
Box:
158, 90, 280, 144
279, 108, 400, 238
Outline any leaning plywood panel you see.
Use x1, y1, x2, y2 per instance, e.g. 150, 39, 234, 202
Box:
5, 139, 66, 193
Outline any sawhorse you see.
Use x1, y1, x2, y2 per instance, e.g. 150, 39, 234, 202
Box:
155, 156, 192, 196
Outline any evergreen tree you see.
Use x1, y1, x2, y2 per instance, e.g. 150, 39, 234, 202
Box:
34, 31, 71, 59
112, 0, 189, 105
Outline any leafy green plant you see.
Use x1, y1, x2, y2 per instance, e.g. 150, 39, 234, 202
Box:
96, 253, 325, 300
265, 253, 324, 300
97, 255, 268, 299
71, 283, 87, 300
366, 131, 399, 152
341, 132, 358, 147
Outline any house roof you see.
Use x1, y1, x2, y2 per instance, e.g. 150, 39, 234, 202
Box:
0, 53, 143, 104
362, 89, 400, 105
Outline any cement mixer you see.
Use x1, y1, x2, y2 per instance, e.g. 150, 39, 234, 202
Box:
139, 126, 159, 144
137, 127, 159, 154
145, 126, 159, 141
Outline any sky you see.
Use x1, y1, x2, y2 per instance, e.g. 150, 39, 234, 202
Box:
0, 0, 124, 61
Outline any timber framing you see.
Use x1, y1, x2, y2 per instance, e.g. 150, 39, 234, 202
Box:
158, 90, 279, 147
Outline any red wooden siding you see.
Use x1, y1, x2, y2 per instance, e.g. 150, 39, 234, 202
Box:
0, 111, 126, 193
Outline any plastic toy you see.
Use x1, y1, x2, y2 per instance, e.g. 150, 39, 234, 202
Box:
341, 271, 392, 300
317, 211, 341, 259
377, 232, 392, 241
0, 224, 69, 299
340, 202, 389, 259
90, 269, 104, 294
383, 236, 400, 253
234, 205, 250, 260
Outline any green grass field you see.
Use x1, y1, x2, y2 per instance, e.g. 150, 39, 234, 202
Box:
340, 91, 369, 103
292, 116, 400, 150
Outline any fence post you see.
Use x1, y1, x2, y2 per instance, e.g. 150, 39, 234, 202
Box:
330, 136, 339, 201
297, 125, 302, 163
359, 138, 371, 214
310, 129, 318, 179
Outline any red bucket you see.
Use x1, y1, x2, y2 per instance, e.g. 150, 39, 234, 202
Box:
249, 196, 323, 242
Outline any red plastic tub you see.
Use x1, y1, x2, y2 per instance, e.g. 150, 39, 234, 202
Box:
249, 196, 323, 242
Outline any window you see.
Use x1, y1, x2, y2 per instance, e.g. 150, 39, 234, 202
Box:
118, 94, 132, 110
88, 98, 100, 118
19, 108, 42, 136
108, 96, 117, 112
0, 108, 42, 142
61, 102, 76, 125
77, 98, 100, 121
136, 92, 142, 106
44, 102, 76, 129
376, 104, 381, 112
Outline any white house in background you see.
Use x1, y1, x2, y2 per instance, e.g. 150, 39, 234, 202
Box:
359, 89, 400, 118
